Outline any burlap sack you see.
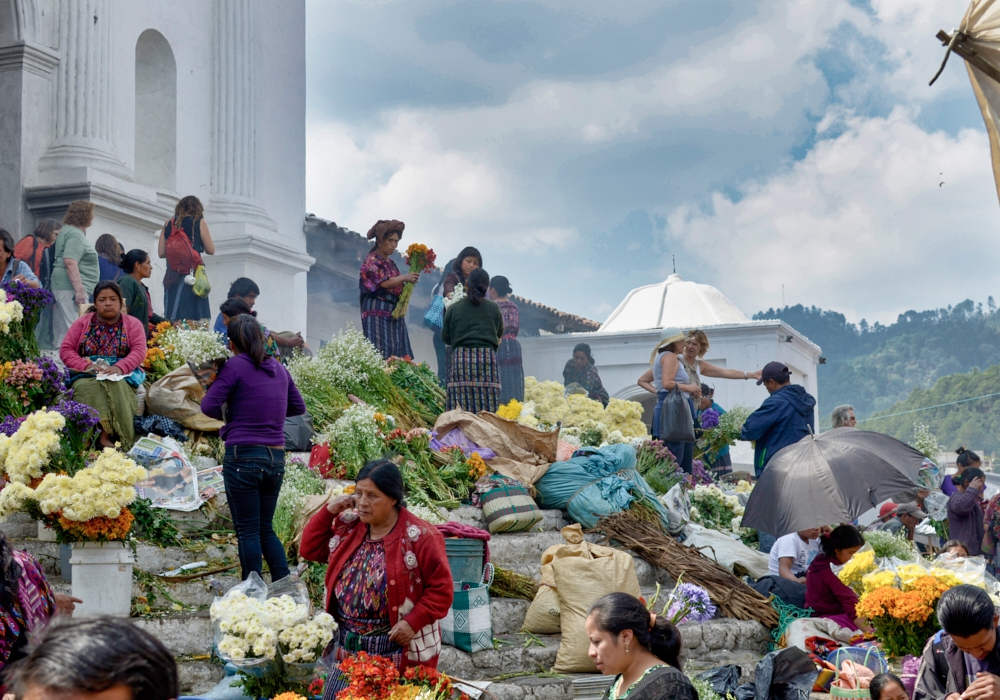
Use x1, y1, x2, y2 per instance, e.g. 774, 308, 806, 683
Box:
523, 524, 589, 634
144, 365, 224, 432
551, 536, 641, 673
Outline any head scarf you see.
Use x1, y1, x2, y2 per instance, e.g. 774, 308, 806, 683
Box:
367, 220, 405, 245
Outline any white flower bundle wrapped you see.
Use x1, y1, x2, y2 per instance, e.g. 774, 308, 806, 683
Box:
0, 409, 65, 484
443, 283, 465, 308
0, 289, 24, 335
172, 328, 230, 366
211, 591, 336, 665
32, 448, 146, 521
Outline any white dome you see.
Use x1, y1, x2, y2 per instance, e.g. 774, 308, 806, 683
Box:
598, 274, 750, 333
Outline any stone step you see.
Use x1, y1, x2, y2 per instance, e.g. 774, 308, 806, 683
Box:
442, 506, 570, 533
134, 611, 213, 657
176, 659, 226, 696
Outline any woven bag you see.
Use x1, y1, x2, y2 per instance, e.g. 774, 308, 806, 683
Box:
481, 482, 543, 534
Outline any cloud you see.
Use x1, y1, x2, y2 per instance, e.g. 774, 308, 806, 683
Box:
666, 107, 1000, 323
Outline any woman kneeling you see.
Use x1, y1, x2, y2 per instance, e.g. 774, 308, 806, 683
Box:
586, 592, 698, 700
59, 280, 147, 449
300, 459, 454, 700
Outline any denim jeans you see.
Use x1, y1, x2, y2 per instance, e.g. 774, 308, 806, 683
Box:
223, 445, 290, 581
758, 532, 777, 554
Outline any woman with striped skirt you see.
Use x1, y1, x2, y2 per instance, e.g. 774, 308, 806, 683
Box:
441, 268, 504, 414
489, 276, 524, 403
359, 220, 419, 359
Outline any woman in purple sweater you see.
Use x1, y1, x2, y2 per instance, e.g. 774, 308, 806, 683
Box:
202, 314, 306, 581
947, 468, 986, 557
805, 525, 873, 633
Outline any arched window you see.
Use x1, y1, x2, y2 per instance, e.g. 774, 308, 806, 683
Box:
134, 29, 176, 190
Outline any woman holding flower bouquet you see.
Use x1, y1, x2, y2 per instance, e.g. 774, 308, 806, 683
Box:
300, 459, 453, 700
59, 280, 147, 449
360, 220, 418, 360
441, 268, 504, 414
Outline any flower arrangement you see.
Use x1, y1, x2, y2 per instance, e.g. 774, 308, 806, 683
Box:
835, 546, 877, 593
635, 439, 682, 495
664, 582, 717, 623
910, 424, 941, 460
314, 404, 389, 479
863, 530, 916, 561
444, 283, 465, 308
0, 281, 52, 362
335, 651, 463, 700
387, 357, 446, 425
211, 591, 337, 698
273, 460, 328, 549
513, 378, 647, 439
696, 404, 752, 463
392, 243, 437, 320
496, 398, 522, 421
856, 575, 948, 657
0, 357, 68, 416
688, 485, 743, 533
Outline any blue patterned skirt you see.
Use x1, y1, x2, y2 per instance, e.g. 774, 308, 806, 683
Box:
447, 347, 501, 414
497, 338, 524, 404
361, 296, 413, 360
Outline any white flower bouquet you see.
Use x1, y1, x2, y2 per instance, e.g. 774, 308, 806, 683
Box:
0, 289, 24, 336
444, 283, 465, 308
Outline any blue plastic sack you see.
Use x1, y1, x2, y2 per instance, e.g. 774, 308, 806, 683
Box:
535, 444, 673, 530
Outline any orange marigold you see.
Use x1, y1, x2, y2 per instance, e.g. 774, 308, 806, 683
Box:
907, 576, 949, 605
856, 586, 900, 620
56, 509, 134, 541
892, 590, 935, 624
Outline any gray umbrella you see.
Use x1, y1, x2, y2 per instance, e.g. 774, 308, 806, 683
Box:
741, 428, 927, 537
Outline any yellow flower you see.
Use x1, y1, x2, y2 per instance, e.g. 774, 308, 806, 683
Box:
837, 550, 876, 591
496, 399, 523, 421
862, 570, 897, 594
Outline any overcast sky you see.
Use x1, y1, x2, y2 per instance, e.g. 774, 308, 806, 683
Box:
303, 0, 1000, 326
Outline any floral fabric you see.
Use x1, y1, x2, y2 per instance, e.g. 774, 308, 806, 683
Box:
562, 359, 610, 407
497, 299, 519, 340
78, 316, 129, 359
359, 252, 402, 296
0, 550, 56, 671
334, 538, 391, 635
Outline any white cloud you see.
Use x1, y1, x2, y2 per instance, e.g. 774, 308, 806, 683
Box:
666, 107, 1000, 323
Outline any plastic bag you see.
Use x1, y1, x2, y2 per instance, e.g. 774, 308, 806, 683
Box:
696, 665, 742, 697
210, 572, 270, 669
735, 647, 819, 700
268, 573, 311, 612
659, 483, 690, 535
928, 553, 989, 588
284, 413, 314, 452
827, 647, 888, 678
192, 264, 211, 298
831, 542, 877, 594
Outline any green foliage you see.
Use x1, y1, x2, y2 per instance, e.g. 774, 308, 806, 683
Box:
274, 461, 327, 550
755, 299, 1000, 425
862, 530, 915, 560
865, 364, 1000, 452
128, 498, 181, 548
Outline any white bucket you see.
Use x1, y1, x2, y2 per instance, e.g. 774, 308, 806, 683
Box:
69, 542, 134, 617
37, 522, 57, 542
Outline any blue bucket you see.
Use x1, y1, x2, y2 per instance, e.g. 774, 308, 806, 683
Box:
444, 538, 485, 583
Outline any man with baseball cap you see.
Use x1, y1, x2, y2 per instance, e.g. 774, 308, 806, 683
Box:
740, 361, 817, 553
740, 361, 816, 478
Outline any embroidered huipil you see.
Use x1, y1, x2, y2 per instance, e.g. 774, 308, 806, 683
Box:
360, 253, 403, 297
497, 300, 519, 340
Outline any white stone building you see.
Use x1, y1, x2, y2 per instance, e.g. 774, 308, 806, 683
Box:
521, 274, 822, 431
0, 0, 311, 333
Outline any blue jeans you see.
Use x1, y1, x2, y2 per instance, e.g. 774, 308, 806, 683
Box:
223, 445, 290, 581
759, 532, 777, 554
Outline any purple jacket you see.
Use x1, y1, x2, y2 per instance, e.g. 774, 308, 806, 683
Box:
201, 354, 306, 446
947, 489, 985, 556
804, 551, 858, 620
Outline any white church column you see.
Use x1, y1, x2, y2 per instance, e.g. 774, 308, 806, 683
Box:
210, 0, 275, 229
40, 0, 129, 178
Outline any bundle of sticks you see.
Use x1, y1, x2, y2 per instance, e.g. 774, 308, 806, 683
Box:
593, 511, 778, 627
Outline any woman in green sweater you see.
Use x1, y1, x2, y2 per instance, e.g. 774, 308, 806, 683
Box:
119, 249, 167, 339
441, 268, 504, 414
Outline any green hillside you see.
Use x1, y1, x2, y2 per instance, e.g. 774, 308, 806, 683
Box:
863, 365, 1000, 453
753, 299, 1000, 427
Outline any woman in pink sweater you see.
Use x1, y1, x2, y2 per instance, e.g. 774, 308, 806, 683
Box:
805, 525, 873, 633
59, 280, 147, 449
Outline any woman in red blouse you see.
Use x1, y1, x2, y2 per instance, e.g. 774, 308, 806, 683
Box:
300, 459, 453, 700
359, 220, 419, 359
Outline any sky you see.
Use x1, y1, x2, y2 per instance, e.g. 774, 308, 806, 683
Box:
303, 0, 1000, 326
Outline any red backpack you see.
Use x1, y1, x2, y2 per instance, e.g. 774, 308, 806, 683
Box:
165, 219, 204, 274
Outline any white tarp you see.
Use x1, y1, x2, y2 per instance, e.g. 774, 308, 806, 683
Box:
959, 0, 1000, 206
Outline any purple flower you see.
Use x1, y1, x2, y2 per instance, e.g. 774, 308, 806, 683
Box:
685, 459, 714, 487
0, 414, 25, 437
667, 583, 716, 623
54, 401, 100, 432
1, 281, 53, 319
700, 408, 720, 430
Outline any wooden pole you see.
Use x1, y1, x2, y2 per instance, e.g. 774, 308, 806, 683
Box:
936, 30, 1000, 86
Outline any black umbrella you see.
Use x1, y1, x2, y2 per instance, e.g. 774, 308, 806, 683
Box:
741, 428, 927, 537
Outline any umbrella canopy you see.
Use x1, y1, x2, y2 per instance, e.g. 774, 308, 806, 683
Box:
741, 428, 927, 537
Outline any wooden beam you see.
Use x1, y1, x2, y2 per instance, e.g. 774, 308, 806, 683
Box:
937, 30, 1000, 87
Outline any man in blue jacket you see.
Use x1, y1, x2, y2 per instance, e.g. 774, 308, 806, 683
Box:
741, 361, 816, 478
741, 362, 817, 553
